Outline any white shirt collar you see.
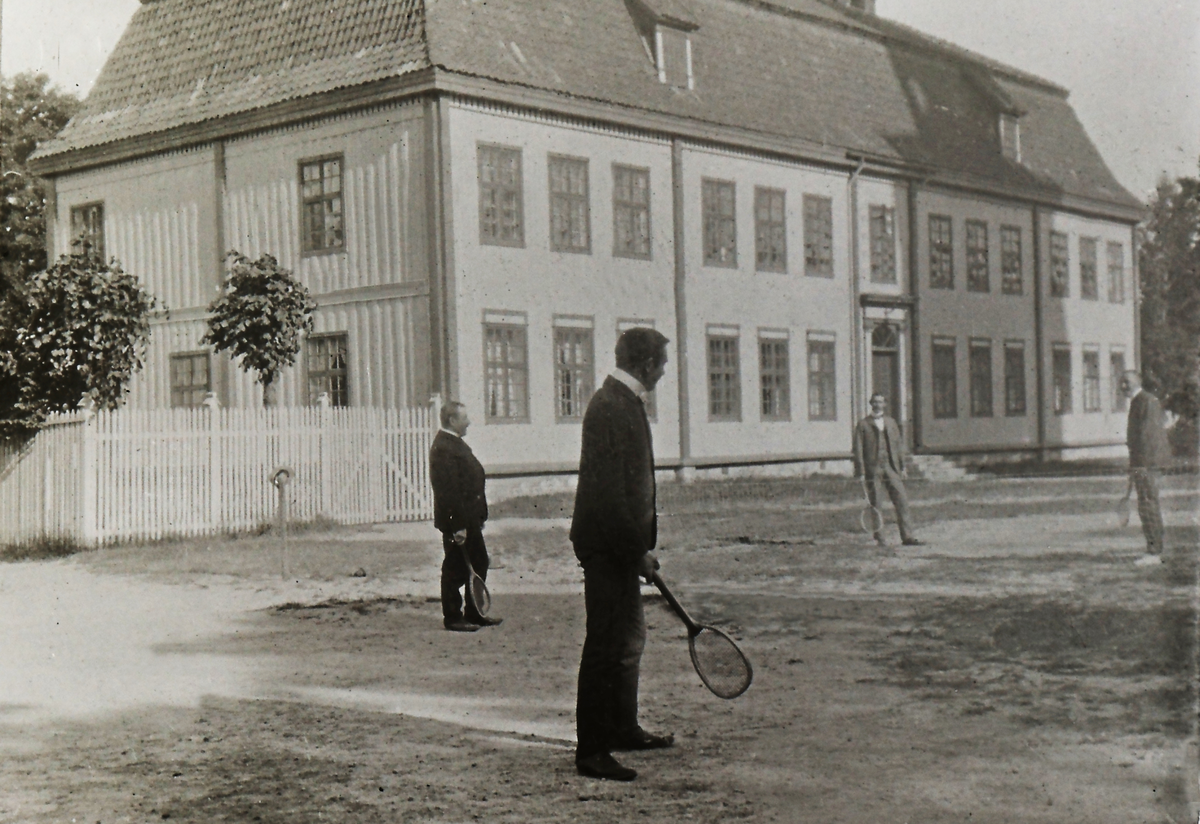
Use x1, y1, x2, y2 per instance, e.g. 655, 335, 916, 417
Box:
1131, 387, 1144, 401
438, 427, 463, 439
871, 415, 886, 430
611, 368, 649, 404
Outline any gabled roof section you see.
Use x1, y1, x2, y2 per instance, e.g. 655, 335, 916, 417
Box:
630, 0, 701, 30
34, 0, 428, 159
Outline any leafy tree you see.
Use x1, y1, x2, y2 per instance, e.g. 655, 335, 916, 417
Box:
0, 250, 156, 440
1, 73, 82, 295
202, 252, 315, 407
1139, 169, 1200, 457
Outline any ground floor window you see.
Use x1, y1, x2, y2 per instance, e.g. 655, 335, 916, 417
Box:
170, 352, 211, 408
1004, 341, 1026, 417
306, 333, 349, 406
931, 336, 957, 419
758, 333, 790, 421
707, 330, 741, 420
1082, 349, 1101, 412
806, 333, 836, 421
1110, 349, 1127, 412
553, 320, 594, 421
1052, 344, 1072, 415
484, 318, 529, 421
969, 338, 993, 417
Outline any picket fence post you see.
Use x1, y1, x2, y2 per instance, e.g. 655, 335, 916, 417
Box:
204, 392, 221, 531
79, 408, 98, 545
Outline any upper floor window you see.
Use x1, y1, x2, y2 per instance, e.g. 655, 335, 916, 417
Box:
702, 178, 736, 267
999, 113, 1021, 162
478, 144, 524, 247
1107, 242, 1125, 303
553, 319, 595, 421
929, 214, 953, 289
754, 187, 787, 273
1049, 231, 1069, 298
300, 156, 344, 254
1000, 225, 1023, 295
548, 155, 590, 254
70, 202, 105, 261
307, 333, 349, 406
169, 351, 211, 408
1079, 237, 1099, 300
868, 205, 896, 283
613, 165, 651, 259
803, 195, 833, 278
966, 220, 990, 293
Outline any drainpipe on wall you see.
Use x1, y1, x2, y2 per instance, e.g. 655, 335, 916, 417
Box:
1131, 222, 1141, 371
1032, 204, 1046, 462
907, 178, 923, 451
848, 155, 865, 427
425, 95, 449, 401
671, 138, 692, 482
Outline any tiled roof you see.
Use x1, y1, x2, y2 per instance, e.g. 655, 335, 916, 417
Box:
35, 0, 1139, 212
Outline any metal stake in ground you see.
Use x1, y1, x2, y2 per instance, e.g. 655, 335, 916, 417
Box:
271, 467, 293, 580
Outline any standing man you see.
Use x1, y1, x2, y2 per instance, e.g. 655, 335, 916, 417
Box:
570, 327, 673, 782
429, 401, 502, 632
1121, 370, 1169, 561
853, 392, 924, 547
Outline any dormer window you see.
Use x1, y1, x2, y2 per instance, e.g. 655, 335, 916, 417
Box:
999, 113, 1021, 162
628, 0, 699, 90
656, 25, 693, 88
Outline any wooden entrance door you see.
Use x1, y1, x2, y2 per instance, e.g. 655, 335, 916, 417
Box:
871, 322, 902, 420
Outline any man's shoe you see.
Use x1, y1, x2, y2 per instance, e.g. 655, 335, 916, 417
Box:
468, 615, 504, 627
576, 752, 637, 781
874, 535, 889, 547
611, 728, 674, 751
444, 619, 481, 632
902, 538, 926, 546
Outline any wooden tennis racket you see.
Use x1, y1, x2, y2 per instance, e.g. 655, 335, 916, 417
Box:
1116, 474, 1134, 527
652, 572, 752, 699
458, 542, 491, 616
860, 479, 884, 534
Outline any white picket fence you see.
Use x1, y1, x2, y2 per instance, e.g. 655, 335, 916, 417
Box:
0, 404, 436, 546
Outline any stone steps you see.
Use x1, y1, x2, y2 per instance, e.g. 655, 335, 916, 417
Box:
907, 454, 972, 481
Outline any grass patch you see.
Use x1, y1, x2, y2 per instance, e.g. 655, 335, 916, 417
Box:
1, 534, 85, 562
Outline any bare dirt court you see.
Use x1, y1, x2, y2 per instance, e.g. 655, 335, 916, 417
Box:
0, 475, 1196, 823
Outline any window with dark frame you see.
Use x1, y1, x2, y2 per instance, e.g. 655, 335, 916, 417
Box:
548, 155, 590, 253
169, 352, 211, 408
1049, 231, 1069, 298
869, 205, 896, 283
1004, 341, 1026, 416
1110, 350, 1127, 412
758, 336, 790, 420
300, 156, 344, 253
1000, 225, 1023, 295
70, 202, 105, 260
929, 214, 954, 289
702, 179, 737, 267
806, 336, 837, 421
1052, 344, 1072, 415
707, 333, 741, 420
306, 333, 349, 407
553, 325, 594, 420
966, 220, 990, 292
754, 187, 787, 273
1079, 237, 1099, 300
478, 145, 524, 247
803, 194, 833, 277
932, 336, 957, 419
969, 338, 993, 417
613, 165, 651, 258
484, 321, 529, 421
1082, 349, 1101, 412
1107, 242, 1125, 303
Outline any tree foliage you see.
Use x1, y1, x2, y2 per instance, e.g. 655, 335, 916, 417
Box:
202, 252, 315, 406
1, 73, 82, 294
1139, 170, 1200, 457
0, 251, 156, 440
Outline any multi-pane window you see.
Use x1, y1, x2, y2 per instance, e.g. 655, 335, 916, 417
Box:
1000, 225, 1023, 295
966, 220, 990, 292
613, 165, 651, 258
702, 179, 737, 267
553, 323, 594, 420
1107, 242, 1125, 303
929, 214, 954, 289
1110, 350, 1127, 412
931, 336, 957, 419
1049, 231, 1069, 297
1052, 344, 1072, 415
1004, 341, 1026, 416
869, 205, 896, 283
806, 335, 837, 421
484, 319, 529, 421
803, 194, 833, 277
300, 156, 344, 253
1079, 237, 1099, 300
169, 352, 211, 408
70, 202, 105, 260
758, 335, 790, 420
707, 333, 741, 420
754, 187, 787, 273
548, 155, 590, 253
307, 333, 349, 406
1082, 348, 1101, 412
478, 144, 524, 246
969, 338, 993, 417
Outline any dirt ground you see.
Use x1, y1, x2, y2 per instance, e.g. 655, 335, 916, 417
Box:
0, 475, 1197, 823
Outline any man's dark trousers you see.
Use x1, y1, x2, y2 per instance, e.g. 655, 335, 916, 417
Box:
865, 467, 915, 543
575, 556, 646, 760
441, 528, 489, 625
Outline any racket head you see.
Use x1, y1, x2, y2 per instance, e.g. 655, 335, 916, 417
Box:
1115, 497, 1131, 528
470, 575, 491, 616
688, 626, 753, 699
860, 505, 884, 534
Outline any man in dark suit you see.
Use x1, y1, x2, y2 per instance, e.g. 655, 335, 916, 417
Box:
853, 392, 923, 547
429, 401, 502, 631
570, 327, 672, 782
1121, 371, 1169, 560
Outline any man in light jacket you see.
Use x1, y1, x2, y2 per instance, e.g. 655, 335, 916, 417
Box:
853, 392, 924, 547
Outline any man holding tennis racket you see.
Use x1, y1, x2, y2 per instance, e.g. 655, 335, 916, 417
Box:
570, 327, 673, 782
853, 392, 924, 548
430, 401, 502, 632
1121, 370, 1169, 563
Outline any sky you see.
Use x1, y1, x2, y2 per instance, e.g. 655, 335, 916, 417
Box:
2, 0, 1197, 199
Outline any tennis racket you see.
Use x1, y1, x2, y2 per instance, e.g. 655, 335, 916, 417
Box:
458, 542, 491, 616
860, 479, 884, 535
1116, 475, 1134, 527
651, 572, 753, 699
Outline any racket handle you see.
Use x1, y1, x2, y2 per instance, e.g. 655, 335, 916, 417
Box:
651, 572, 700, 634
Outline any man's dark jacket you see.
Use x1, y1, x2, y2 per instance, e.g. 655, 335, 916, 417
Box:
1127, 390, 1169, 469
852, 415, 906, 477
570, 376, 656, 568
429, 430, 488, 534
